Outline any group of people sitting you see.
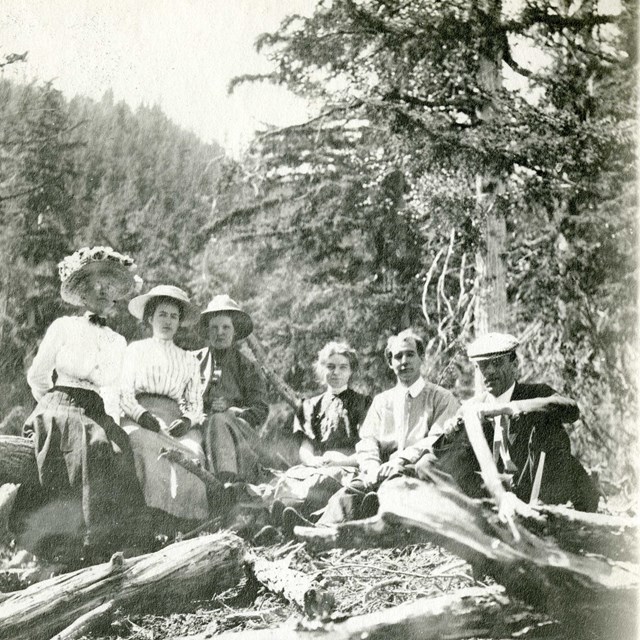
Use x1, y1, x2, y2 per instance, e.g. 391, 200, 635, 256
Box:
19, 245, 600, 561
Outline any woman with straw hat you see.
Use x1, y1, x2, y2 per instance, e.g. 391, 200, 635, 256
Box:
120, 285, 209, 525
23, 246, 144, 562
195, 294, 269, 484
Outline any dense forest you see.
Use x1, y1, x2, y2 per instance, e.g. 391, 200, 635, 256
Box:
0, 0, 636, 491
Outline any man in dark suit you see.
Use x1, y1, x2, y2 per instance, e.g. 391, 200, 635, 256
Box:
416, 333, 599, 512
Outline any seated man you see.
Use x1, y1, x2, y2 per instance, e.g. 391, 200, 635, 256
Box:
308, 329, 460, 527
416, 332, 599, 512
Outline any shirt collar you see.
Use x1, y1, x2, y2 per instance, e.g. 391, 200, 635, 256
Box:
327, 385, 348, 396
489, 382, 515, 403
397, 376, 425, 398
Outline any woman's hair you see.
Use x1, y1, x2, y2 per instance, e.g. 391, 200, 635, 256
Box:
143, 296, 185, 324
314, 341, 359, 381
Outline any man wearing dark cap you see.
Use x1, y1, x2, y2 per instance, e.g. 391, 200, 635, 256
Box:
299, 329, 460, 528
417, 332, 599, 512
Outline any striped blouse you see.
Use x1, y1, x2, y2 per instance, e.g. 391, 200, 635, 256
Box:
120, 337, 204, 425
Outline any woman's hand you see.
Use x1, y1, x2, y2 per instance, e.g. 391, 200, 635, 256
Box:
209, 397, 229, 413
168, 417, 191, 438
138, 412, 161, 433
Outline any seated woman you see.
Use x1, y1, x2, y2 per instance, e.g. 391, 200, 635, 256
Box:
121, 285, 209, 526
195, 295, 269, 484
22, 246, 143, 561
273, 342, 371, 528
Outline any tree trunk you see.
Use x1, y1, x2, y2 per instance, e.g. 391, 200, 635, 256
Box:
184, 584, 557, 640
0, 531, 246, 640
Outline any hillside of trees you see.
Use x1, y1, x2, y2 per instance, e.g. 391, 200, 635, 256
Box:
0, 0, 636, 491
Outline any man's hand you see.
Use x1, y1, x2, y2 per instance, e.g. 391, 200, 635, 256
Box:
467, 401, 514, 420
377, 458, 405, 481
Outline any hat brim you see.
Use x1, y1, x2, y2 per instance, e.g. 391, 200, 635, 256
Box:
468, 350, 516, 361
128, 292, 199, 326
200, 309, 253, 340
60, 261, 136, 307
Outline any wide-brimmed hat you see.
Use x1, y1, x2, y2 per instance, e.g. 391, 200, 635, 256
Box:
128, 285, 199, 326
467, 333, 519, 361
58, 246, 140, 307
200, 294, 253, 340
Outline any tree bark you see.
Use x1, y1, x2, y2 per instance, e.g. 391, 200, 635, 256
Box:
180, 584, 557, 640
245, 553, 335, 618
0, 531, 246, 640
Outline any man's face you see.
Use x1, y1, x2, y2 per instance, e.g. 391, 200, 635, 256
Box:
389, 341, 422, 387
474, 354, 517, 397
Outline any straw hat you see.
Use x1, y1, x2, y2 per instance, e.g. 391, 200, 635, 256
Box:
466, 333, 519, 361
128, 285, 199, 326
58, 246, 140, 307
200, 294, 253, 340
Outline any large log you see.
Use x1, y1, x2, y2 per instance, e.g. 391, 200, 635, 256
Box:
178, 584, 558, 640
0, 436, 37, 486
0, 531, 246, 640
245, 552, 335, 618
296, 477, 639, 638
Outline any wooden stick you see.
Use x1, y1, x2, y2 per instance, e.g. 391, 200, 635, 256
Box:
158, 447, 224, 495
50, 600, 114, 640
246, 334, 299, 410
245, 553, 335, 619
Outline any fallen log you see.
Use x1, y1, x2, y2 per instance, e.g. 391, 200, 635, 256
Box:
0, 483, 19, 540
245, 552, 335, 619
296, 477, 639, 639
177, 584, 558, 640
0, 530, 246, 640
0, 436, 37, 486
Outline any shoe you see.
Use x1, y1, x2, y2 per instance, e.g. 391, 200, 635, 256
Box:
360, 491, 379, 518
252, 525, 281, 546
270, 499, 286, 526
282, 507, 313, 539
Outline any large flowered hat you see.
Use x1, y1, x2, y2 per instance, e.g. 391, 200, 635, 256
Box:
128, 284, 199, 326
200, 294, 253, 340
58, 246, 141, 307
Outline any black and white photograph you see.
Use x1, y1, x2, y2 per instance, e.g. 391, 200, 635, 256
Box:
0, 1, 636, 638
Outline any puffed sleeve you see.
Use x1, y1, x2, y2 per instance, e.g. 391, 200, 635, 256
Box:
179, 352, 205, 425
102, 332, 127, 423
26, 317, 68, 402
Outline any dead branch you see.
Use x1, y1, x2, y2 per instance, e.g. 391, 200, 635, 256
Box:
0, 436, 37, 486
195, 584, 557, 640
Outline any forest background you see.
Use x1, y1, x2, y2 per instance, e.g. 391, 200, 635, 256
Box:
0, 0, 636, 492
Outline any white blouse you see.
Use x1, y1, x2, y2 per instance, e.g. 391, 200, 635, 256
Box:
120, 337, 204, 425
26, 313, 127, 421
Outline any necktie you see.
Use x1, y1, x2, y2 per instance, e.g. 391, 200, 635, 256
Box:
88, 314, 107, 327
493, 416, 516, 472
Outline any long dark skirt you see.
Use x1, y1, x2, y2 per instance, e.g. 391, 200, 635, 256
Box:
21, 386, 144, 557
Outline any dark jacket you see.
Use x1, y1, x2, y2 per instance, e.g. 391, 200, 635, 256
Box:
194, 346, 269, 428
418, 382, 599, 512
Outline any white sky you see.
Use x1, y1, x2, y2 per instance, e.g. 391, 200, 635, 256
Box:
0, 0, 316, 156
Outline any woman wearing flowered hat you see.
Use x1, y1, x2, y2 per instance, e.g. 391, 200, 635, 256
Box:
120, 285, 209, 526
22, 246, 144, 561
